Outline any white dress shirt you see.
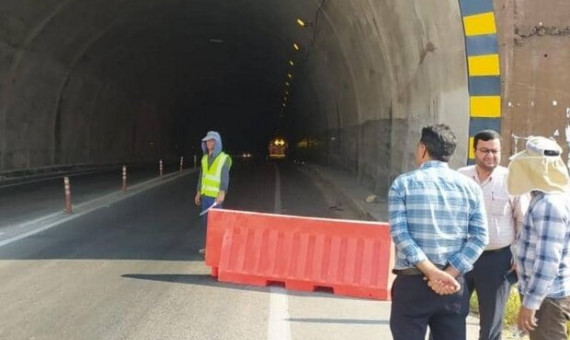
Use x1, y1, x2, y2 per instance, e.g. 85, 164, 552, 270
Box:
457, 165, 528, 250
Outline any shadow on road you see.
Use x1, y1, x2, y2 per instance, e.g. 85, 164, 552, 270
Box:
122, 273, 377, 302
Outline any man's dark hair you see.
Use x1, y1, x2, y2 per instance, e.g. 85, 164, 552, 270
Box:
473, 129, 501, 150
420, 124, 457, 162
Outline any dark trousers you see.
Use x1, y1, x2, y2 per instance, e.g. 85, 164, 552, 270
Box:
521, 295, 570, 340
390, 274, 466, 340
464, 247, 513, 340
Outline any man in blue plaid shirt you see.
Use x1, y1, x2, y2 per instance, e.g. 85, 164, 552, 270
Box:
389, 124, 488, 340
508, 136, 570, 340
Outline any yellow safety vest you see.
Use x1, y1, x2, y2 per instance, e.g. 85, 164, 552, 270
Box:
200, 152, 231, 197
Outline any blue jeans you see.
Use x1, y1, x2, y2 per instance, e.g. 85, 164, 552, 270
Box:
201, 195, 222, 228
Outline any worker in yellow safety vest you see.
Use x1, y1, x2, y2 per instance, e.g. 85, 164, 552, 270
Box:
194, 131, 232, 254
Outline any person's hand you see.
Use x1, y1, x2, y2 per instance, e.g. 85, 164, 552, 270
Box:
424, 268, 460, 295
426, 279, 460, 295
517, 306, 538, 332
194, 192, 201, 206
215, 191, 225, 205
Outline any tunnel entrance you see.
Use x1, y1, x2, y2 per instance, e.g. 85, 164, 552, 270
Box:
0, 0, 500, 195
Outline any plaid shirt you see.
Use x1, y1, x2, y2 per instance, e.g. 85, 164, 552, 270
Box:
389, 161, 488, 274
515, 191, 570, 310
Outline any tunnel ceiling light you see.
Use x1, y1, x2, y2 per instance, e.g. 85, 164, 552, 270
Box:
289, 60, 295, 66
287, 73, 293, 79
209, 38, 224, 43
283, 97, 288, 101
285, 90, 290, 95
296, 18, 306, 27
282, 103, 286, 107
293, 43, 300, 50
285, 82, 290, 86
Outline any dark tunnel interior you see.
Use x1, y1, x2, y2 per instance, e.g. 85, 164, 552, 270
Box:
62, 0, 322, 157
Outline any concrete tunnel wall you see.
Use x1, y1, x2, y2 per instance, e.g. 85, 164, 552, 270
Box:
0, 0, 484, 196
285, 0, 473, 194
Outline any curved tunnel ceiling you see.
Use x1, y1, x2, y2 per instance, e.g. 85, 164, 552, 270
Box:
0, 0, 483, 194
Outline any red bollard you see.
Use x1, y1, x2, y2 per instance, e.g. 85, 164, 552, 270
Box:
159, 159, 163, 178
179, 157, 184, 173
122, 165, 127, 192
63, 176, 72, 214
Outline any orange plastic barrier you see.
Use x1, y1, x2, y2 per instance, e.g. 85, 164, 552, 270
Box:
205, 209, 394, 300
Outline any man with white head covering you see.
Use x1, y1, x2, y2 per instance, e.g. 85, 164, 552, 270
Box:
508, 136, 570, 340
195, 131, 232, 255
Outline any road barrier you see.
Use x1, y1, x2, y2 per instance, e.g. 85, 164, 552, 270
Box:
205, 209, 394, 300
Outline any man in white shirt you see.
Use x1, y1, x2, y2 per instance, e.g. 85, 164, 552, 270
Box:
458, 130, 528, 340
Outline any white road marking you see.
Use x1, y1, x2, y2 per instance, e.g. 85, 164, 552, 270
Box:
0, 213, 76, 248
268, 287, 292, 340
267, 164, 292, 340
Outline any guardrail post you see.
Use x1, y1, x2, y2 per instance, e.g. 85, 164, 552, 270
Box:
180, 156, 184, 173
122, 165, 127, 192
63, 176, 72, 214
159, 159, 163, 178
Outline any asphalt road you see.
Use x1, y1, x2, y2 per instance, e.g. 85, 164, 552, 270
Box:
0, 164, 178, 228
0, 160, 395, 340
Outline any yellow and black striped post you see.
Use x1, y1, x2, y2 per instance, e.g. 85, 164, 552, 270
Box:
458, 0, 501, 163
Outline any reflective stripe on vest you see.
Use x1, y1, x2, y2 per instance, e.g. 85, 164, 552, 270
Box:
200, 152, 229, 197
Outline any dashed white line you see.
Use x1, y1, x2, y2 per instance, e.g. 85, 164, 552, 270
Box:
268, 287, 292, 340
267, 164, 292, 340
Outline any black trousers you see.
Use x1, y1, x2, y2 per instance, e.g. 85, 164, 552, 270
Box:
464, 247, 513, 340
390, 274, 467, 340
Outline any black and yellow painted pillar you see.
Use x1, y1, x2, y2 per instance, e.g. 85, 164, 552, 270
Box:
459, 0, 501, 162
